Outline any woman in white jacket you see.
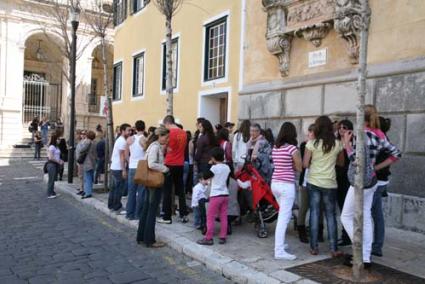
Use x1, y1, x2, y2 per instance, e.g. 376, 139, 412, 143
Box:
232, 120, 251, 172
136, 126, 169, 248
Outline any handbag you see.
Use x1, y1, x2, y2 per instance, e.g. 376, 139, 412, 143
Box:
347, 134, 377, 189
134, 147, 164, 188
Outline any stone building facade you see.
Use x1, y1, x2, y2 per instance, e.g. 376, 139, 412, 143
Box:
239, 0, 425, 232
0, 0, 113, 146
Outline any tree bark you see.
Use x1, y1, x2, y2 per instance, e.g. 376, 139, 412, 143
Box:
353, 0, 371, 281
101, 36, 114, 190
165, 14, 173, 116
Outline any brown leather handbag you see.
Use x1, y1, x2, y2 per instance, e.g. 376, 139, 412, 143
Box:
134, 160, 164, 188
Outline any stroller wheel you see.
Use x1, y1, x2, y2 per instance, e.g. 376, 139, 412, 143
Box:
257, 229, 268, 238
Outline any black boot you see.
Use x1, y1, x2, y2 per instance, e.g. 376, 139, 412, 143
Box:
297, 225, 309, 243
318, 224, 324, 242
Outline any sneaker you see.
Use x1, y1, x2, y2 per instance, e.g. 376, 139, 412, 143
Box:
275, 251, 297, 261
197, 238, 213, 246
180, 216, 189, 223
157, 218, 172, 224
81, 195, 92, 199
219, 238, 226, 245
77, 191, 84, 196
116, 210, 126, 215
47, 195, 57, 199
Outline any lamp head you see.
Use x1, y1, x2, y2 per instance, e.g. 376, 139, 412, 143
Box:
70, 6, 81, 23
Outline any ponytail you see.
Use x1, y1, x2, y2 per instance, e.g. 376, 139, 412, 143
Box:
365, 104, 380, 129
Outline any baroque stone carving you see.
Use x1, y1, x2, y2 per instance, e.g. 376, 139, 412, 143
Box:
295, 23, 331, 47
334, 0, 367, 64
263, 0, 292, 77
286, 0, 335, 33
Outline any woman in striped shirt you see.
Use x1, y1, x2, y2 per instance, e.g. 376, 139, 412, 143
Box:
271, 122, 302, 260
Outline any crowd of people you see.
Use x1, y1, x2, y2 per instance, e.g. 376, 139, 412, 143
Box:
42, 104, 401, 269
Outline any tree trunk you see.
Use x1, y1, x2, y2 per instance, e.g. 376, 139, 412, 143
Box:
101, 36, 114, 190
353, 0, 370, 281
165, 14, 173, 116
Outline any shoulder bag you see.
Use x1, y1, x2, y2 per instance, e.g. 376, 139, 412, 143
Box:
134, 146, 164, 188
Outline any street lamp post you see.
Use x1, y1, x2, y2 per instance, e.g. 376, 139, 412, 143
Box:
68, 6, 80, 184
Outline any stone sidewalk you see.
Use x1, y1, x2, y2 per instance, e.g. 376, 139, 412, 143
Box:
49, 177, 425, 284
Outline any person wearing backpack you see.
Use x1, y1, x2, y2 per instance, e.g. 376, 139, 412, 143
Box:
340, 105, 401, 268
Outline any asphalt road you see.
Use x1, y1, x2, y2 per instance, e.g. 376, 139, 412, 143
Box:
0, 160, 230, 284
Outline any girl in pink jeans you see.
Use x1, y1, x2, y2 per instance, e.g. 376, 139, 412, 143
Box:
197, 147, 231, 245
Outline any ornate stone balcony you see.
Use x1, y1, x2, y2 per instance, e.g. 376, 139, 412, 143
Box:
263, 0, 364, 76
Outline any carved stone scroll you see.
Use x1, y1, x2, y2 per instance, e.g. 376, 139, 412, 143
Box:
263, 0, 292, 77
334, 0, 363, 63
295, 23, 331, 47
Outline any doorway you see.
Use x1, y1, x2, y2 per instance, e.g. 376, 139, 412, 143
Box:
199, 91, 229, 126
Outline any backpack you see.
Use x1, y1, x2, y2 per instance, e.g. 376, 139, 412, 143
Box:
347, 134, 377, 189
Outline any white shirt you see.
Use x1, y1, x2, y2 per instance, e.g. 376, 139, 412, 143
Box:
191, 183, 207, 207
129, 134, 146, 169
210, 163, 230, 197
111, 136, 127, 170
232, 133, 247, 164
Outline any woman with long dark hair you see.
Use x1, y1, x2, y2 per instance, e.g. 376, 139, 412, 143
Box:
46, 134, 64, 198
194, 119, 218, 174
271, 122, 302, 260
303, 115, 344, 257
335, 119, 354, 246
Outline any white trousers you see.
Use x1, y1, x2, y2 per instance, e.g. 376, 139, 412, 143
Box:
271, 181, 296, 257
341, 185, 377, 263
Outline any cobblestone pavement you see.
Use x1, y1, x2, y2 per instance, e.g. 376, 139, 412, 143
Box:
0, 161, 231, 284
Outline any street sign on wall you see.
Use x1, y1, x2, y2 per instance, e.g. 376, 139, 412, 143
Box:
308, 48, 327, 68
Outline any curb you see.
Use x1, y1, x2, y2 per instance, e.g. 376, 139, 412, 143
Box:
49, 178, 316, 284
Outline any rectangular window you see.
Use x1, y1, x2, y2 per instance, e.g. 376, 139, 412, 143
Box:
113, 62, 122, 101
204, 16, 227, 81
161, 38, 179, 91
114, 0, 128, 26
132, 53, 144, 97
132, 0, 149, 13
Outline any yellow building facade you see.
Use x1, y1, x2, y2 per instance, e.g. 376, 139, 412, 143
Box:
112, 0, 242, 130
238, 0, 425, 232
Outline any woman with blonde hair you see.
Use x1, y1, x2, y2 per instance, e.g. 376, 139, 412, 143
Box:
341, 105, 401, 268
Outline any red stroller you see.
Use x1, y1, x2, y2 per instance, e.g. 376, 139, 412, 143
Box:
236, 161, 279, 238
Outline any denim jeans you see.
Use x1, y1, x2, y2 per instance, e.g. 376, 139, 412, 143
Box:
193, 206, 201, 227
308, 183, 338, 252
108, 170, 124, 211
34, 144, 42, 159
46, 162, 58, 196
83, 169, 94, 196
137, 187, 163, 246
126, 168, 146, 219
372, 184, 387, 254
